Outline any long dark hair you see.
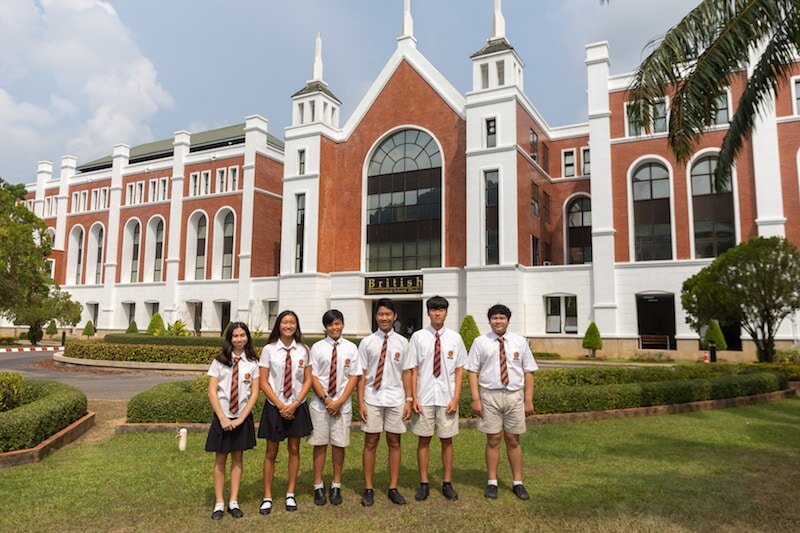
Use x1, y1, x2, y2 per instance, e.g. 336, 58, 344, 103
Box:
267, 310, 306, 349
216, 322, 256, 365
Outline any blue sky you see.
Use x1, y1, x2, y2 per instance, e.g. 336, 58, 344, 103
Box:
0, 0, 698, 184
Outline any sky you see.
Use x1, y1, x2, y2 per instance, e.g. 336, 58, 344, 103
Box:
0, 0, 699, 185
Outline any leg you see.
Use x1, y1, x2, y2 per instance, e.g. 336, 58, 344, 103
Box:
229, 451, 243, 502
440, 437, 454, 483
386, 432, 402, 489
363, 432, 380, 489
486, 432, 502, 481
263, 440, 280, 499
286, 437, 301, 494
213, 452, 228, 504
417, 436, 432, 483
331, 445, 345, 484
312, 445, 327, 486
503, 431, 523, 481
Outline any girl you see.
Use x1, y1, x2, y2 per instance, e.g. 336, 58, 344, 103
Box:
205, 322, 260, 520
258, 310, 314, 514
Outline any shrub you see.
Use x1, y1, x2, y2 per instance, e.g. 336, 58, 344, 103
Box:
191, 374, 211, 394
774, 348, 800, 364
82, 321, 95, 337
27, 324, 44, 345
0, 380, 87, 452
64, 339, 220, 365
0, 336, 16, 345
582, 322, 602, 357
19, 331, 28, 340
0, 372, 25, 412
46, 320, 58, 339
737, 362, 800, 380
632, 351, 674, 362
704, 321, 728, 350
533, 352, 561, 360
102, 333, 349, 349
146, 313, 165, 336
125, 321, 138, 334
459, 315, 481, 352
166, 320, 190, 337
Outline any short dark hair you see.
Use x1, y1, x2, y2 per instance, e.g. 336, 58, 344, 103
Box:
322, 309, 344, 327
487, 304, 511, 320
375, 298, 396, 314
426, 295, 449, 310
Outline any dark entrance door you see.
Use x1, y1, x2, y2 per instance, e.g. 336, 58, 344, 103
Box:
371, 300, 422, 338
220, 302, 231, 335
636, 293, 676, 349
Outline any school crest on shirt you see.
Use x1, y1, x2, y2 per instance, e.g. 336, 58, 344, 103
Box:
244, 373, 252, 381
344, 358, 352, 368
298, 359, 305, 367
447, 350, 454, 359
394, 352, 401, 361
513, 352, 520, 361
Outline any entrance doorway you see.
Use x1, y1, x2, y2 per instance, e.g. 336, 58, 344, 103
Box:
371, 299, 422, 338
636, 293, 676, 350
189, 302, 203, 335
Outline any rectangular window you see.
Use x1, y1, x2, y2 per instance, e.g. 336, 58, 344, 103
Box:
546, 296, 578, 334
295, 193, 306, 273
565, 296, 578, 333
543, 192, 551, 223
795, 79, 800, 115
297, 102, 305, 124
72, 192, 79, 212
135, 182, 144, 205
529, 129, 538, 161
310, 100, 316, 122
485, 118, 497, 148
532, 236, 540, 265
563, 149, 575, 178
159, 179, 168, 201
541, 144, 549, 173
480, 63, 489, 89
531, 182, 540, 217
201, 171, 210, 195
544, 242, 552, 263
148, 180, 157, 202
216, 168, 226, 193
626, 102, 643, 137
546, 297, 561, 333
582, 148, 591, 176
714, 93, 729, 125
267, 300, 278, 330
298, 149, 306, 175
485, 170, 499, 265
189, 173, 199, 197
652, 100, 667, 133
91, 190, 98, 210
496, 60, 505, 86
228, 167, 238, 191
80, 191, 88, 212
101, 188, 108, 209
45, 197, 51, 216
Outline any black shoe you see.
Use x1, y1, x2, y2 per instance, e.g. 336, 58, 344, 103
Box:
329, 486, 343, 506
484, 484, 498, 499
259, 499, 272, 515
211, 509, 224, 520
285, 495, 298, 512
414, 483, 429, 501
442, 483, 459, 501
512, 484, 530, 501
227, 506, 243, 518
314, 488, 327, 506
361, 488, 374, 507
387, 488, 406, 505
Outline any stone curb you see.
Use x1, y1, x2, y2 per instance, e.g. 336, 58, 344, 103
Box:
53, 352, 207, 372
115, 388, 797, 434
0, 412, 96, 467
0, 346, 59, 353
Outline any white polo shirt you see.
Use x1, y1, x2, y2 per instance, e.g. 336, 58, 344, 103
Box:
358, 329, 409, 407
405, 326, 467, 407
207, 356, 260, 419
259, 340, 310, 405
309, 336, 362, 413
465, 331, 538, 391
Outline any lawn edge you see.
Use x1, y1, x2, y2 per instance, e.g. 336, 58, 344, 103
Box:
0, 411, 96, 467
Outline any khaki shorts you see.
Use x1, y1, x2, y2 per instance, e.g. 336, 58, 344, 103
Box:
477, 388, 527, 435
411, 405, 459, 439
362, 403, 407, 434
307, 407, 352, 448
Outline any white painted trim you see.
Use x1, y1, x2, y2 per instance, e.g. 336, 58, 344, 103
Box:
791, 75, 800, 116
626, 155, 676, 263
185, 209, 210, 281
580, 146, 590, 177
67, 224, 86, 286
212, 207, 237, 280
143, 215, 166, 283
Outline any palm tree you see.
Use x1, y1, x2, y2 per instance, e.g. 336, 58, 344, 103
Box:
613, 0, 800, 189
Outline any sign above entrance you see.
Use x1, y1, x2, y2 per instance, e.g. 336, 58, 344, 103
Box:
365, 275, 423, 295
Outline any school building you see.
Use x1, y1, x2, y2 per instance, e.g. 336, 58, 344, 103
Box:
13, 2, 800, 359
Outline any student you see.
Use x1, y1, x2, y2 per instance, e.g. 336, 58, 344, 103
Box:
405, 296, 467, 501
465, 304, 537, 501
357, 298, 412, 506
205, 322, 260, 520
308, 309, 363, 506
258, 310, 314, 514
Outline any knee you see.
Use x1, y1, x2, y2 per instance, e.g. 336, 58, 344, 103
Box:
287, 440, 300, 456
503, 433, 520, 449
386, 434, 401, 449
364, 435, 379, 451
486, 435, 502, 449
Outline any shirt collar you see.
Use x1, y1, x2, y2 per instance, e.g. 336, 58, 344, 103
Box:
426, 325, 446, 336
325, 336, 341, 345
278, 339, 297, 351
487, 331, 506, 341
376, 329, 394, 339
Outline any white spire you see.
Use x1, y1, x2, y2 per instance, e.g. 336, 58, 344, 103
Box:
312, 32, 323, 81
400, 0, 414, 40
492, 0, 506, 40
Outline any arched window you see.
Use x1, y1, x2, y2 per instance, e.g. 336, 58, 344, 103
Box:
85, 225, 104, 284
153, 220, 164, 282
130, 222, 140, 282
691, 156, 734, 258
71, 227, 84, 285
366, 129, 442, 271
632, 162, 672, 261
567, 197, 592, 264
195, 215, 206, 280
221, 212, 234, 279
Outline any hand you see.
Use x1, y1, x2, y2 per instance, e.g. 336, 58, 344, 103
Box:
280, 402, 298, 419
403, 401, 411, 421
524, 401, 534, 417
445, 398, 458, 415
412, 398, 421, 414
220, 417, 234, 431
359, 402, 368, 423
229, 417, 241, 429
326, 400, 342, 417
471, 399, 483, 418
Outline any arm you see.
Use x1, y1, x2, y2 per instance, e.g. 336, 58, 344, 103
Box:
402, 368, 413, 420
468, 370, 482, 418
330, 374, 359, 416
357, 375, 368, 423
260, 368, 285, 412
524, 371, 535, 417
208, 376, 233, 430
446, 366, 464, 415
410, 367, 421, 414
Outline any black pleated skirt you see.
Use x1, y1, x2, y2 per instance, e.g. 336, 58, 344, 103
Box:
205, 413, 257, 453
257, 401, 313, 441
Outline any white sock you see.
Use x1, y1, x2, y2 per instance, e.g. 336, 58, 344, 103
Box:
286, 492, 295, 498
331, 482, 341, 489
214, 502, 224, 512
513, 480, 524, 486
260, 499, 272, 510
313, 483, 324, 491
487, 479, 498, 486
228, 500, 238, 509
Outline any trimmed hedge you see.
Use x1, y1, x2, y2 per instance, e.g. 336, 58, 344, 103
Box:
101, 334, 343, 349
0, 372, 24, 412
738, 362, 800, 381
128, 380, 265, 423
64, 339, 220, 365
533, 364, 740, 387
0, 380, 87, 452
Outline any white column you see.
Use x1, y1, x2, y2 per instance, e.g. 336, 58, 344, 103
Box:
585, 42, 617, 335
54, 156, 76, 251
34, 161, 52, 218
101, 144, 129, 329
162, 131, 190, 325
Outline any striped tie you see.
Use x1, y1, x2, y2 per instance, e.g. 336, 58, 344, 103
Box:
328, 341, 338, 398
230, 356, 240, 415
373, 334, 388, 390
432, 332, 441, 377
498, 337, 509, 386
282, 347, 293, 398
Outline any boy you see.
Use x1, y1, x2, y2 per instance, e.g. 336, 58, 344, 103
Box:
308, 310, 362, 506
465, 304, 537, 501
357, 298, 412, 506
405, 296, 467, 501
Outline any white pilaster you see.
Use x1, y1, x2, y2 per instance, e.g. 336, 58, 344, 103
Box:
101, 144, 129, 329
34, 161, 52, 218
162, 131, 190, 325
54, 156, 76, 251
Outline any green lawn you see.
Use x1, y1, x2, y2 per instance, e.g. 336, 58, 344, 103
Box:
2, 398, 799, 532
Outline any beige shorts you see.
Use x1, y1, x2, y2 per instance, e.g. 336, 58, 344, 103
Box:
411, 405, 459, 439
362, 403, 407, 434
307, 407, 352, 448
477, 388, 527, 435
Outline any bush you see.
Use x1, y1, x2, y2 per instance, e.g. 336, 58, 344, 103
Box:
146, 313, 165, 336
0, 336, 16, 345
82, 321, 95, 337
64, 339, 221, 365
102, 333, 348, 349
166, 320, 190, 337
704, 321, 728, 350
0, 372, 25, 412
0, 380, 87, 452
632, 351, 674, 362
534, 352, 561, 360
737, 362, 800, 380
27, 324, 44, 345
582, 322, 602, 356
459, 315, 481, 352
125, 321, 138, 334
19, 331, 28, 340
774, 348, 800, 364
192, 374, 211, 394
46, 320, 58, 338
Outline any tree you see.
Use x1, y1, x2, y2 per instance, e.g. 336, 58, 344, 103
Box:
126, 321, 138, 334
46, 320, 58, 339
703, 320, 727, 351
82, 321, 96, 338
615, 0, 800, 190
146, 313, 164, 336
459, 314, 480, 352
582, 322, 603, 357
0, 178, 53, 315
681, 237, 800, 362
8, 288, 82, 346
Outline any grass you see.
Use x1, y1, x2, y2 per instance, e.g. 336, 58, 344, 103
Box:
1, 398, 800, 531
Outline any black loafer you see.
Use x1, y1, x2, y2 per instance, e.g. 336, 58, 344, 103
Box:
227, 506, 243, 518
329, 487, 342, 506
285, 496, 298, 512
314, 487, 327, 506
512, 484, 530, 501
484, 484, 498, 499
442, 483, 459, 501
259, 499, 272, 515
361, 488, 374, 507
414, 483, 429, 501
211, 509, 224, 520
387, 488, 406, 505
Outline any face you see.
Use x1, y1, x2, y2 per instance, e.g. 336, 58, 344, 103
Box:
375, 306, 396, 333
489, 313, 509, 336
231, 327, 248, 351
325, 319, 344, 340
279, 314, 298, 340
427, 307, 447, 330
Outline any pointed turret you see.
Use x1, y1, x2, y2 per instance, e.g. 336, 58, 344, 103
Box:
469, 0, 524, 92
397, 0, 417, 48
291, 33, 341, 128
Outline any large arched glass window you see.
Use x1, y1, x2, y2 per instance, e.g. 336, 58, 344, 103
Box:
691, 156, 734, 258
130, 222, 140, 282
366, 129, 442, 271
73, 227, 84, 285
153, 220, 164, 282
195, 215, 207, 280
567, 197, 592, 264
632, 162, 672, 261
221, 212, 234, 279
